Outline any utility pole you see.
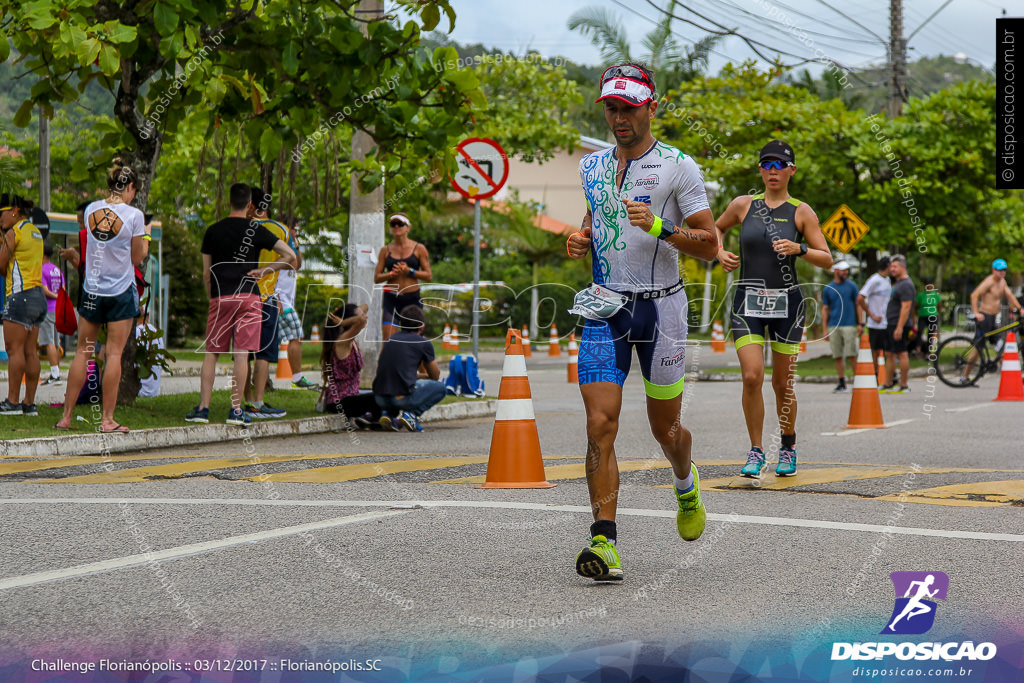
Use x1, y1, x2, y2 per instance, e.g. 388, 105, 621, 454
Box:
38, 110, 50, 211
888, 0, 906, 117
349, 0, 385, 387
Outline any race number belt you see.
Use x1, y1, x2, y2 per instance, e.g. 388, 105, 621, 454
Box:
620, 279, 685, 301
743, 287, 789, 318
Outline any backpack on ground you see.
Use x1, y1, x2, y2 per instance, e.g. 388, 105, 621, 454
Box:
444, 354, 485, 397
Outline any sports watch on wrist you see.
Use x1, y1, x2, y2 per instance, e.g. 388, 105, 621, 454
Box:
799, 243, 808, 256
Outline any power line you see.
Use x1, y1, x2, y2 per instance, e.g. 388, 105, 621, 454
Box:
907, 0, 956, 40
808, 0, 888, 45
694, 0, 884, 48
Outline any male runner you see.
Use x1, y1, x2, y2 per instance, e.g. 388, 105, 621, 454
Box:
962, 258, 1022, 383
566, 63, 718, 582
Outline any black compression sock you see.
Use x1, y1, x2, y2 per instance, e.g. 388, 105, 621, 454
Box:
781, 433, 796, 450
590, 520, 617, 542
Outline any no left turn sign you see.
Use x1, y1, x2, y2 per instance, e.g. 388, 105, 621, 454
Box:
451, 137, 509, 200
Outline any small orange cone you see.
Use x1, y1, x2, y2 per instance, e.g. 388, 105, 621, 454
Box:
442, 324, 452, 350
845, 333, 886, 429
548, 324, 560, 357
799, 327, 807, 354
711, 319, 726, 353
567, 332, 578, 383
522, 325, 532, 358
275, 343, 292, 380
875, 349, 889, 387
451, 325, 460, 353
478, 329, 555, 489
993, 332, 1024, 401
311, 324, 320, 342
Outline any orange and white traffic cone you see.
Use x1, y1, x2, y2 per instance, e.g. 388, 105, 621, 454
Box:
711, 319, 726, 353
993, 332, 1024, 401
522, 325, 532, 358
311, 324, 320, 342
548, 324, 560, 357
275, 342, 292, 380
845, 333, 886, 429
567, 332, 578, 383
451, 325, 460, 353
876, 349, 890, 388
442, 324, 452, 351
478, 329, 555, 489
799, 327, 807, 354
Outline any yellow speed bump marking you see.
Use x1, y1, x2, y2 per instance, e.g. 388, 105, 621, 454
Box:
0, 453, 187, 477
696, 467, 923, 491
433, 458, 671, 485
251, 457, 491, 483
876, 480, 1024, 507
39, 453, 421, 484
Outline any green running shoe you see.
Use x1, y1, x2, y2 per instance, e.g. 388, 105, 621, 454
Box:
740, 447, 767, 477
776, 447, 798, 476
575, 535, 623, 581
676, 463, 706, 542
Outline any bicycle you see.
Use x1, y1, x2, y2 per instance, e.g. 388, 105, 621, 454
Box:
933, 311, 1023, 388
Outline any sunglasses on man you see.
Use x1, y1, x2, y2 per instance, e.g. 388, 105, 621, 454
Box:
600, 64, 653, 87
389, 220, 407, 228
759, 160, 794, 170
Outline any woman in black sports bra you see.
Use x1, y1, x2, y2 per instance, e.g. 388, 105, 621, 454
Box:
373, 212, 433, 340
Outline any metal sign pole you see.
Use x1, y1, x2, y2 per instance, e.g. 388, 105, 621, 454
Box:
472, 199, 481, 360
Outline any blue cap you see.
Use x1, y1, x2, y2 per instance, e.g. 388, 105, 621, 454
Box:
993, 258, 1008, 271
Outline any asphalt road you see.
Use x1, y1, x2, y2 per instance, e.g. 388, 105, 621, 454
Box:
1, 350, 1022, 682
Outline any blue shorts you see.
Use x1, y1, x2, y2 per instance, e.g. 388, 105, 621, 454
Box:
250, 298, 280, 363
3, 287, 47, 329
79, 285, 139, 325
730, 286, 806, 355
577, 288, 688, 399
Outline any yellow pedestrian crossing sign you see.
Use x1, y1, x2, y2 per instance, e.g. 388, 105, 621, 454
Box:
822, 204, 870, 253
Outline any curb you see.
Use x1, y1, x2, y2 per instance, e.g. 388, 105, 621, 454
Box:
0, 400, 497, 458
695, 367, 933, 383
0, 367, 233, 381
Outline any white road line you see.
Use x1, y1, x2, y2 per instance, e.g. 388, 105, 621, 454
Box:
0, 509, 406, 592
2, 498, 1022, 544
829, 418, 915, 437
945, 403, 997, 413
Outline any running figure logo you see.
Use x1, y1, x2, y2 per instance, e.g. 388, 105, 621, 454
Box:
881, 571, 949, 635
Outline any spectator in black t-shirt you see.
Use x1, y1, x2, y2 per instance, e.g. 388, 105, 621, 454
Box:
185, 183, 296, 426
372, 305, 445, 432
882, 254, 916, 394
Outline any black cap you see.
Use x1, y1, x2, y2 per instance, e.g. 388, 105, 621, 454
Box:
759, 140, 795, 164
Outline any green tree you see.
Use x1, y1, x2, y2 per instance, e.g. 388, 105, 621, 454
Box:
486, 193, 570, 339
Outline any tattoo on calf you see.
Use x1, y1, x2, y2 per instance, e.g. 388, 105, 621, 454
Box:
585, 437, 601, 476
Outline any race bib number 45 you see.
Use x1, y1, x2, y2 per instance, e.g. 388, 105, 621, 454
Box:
569, 284, 628, 320
744, 288, 788, 318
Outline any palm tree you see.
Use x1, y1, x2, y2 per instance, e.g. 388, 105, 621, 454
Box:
567, 1, 720, 92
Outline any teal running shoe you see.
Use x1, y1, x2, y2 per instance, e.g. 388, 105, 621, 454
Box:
675, 463, 706, 542
776, 447, 798, 476
740, 447, 767, 477
575, 535, 623, 581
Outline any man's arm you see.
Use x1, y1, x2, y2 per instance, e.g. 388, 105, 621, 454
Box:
896, 299, 913, 331
248, 239, 297, 279
566, 209, 593, 259
1003, 280, 1022, 312
58, 247, 80, 269
424, 358, 441, 381
623, 200, 717, 261
202, 253, 213, 298
970, 279, 990, 320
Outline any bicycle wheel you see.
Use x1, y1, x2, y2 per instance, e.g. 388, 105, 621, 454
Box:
934, 336, 987, 387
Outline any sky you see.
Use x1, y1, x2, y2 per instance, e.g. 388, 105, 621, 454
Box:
441, 0, 1010, 83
